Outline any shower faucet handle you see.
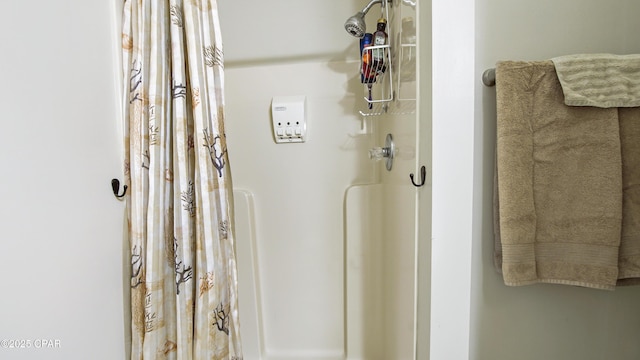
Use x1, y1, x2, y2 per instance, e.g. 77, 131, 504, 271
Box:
368, 133, 395, 171
368, 146, 392, 160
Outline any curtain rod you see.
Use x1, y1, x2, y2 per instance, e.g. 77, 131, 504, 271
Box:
482, 68, 495, 87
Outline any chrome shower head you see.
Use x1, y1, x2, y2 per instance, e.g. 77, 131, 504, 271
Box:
344, 0, 383, 38
344, 11, 367, 38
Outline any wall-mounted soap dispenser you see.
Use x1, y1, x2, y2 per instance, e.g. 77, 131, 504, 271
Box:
271, 96, 307, 143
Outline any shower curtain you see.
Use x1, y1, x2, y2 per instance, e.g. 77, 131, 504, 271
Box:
121, 0, 242, 359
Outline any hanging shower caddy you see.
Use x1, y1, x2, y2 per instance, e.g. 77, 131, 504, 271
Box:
360, 44, 394, 116
353, 0, 416, 117
358, 2, 394, 116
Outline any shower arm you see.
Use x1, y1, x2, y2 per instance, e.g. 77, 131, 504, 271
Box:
361, 0, 415, 15
362, 0, 383, 15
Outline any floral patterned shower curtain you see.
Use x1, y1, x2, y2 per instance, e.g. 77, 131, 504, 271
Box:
121, 0, 242, 358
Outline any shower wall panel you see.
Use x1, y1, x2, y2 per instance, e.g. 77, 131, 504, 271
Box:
226, 60, 371, 359
219, 1, 372, 65
345, 184, 416, 360
234, 183, 418, 359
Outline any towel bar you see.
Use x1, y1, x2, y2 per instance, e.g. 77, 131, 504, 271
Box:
482, 68, 495, 87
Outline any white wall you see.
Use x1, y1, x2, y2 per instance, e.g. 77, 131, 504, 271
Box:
0, 1, 125, 360
470, 1, 640, 359
429, 0, 475, 359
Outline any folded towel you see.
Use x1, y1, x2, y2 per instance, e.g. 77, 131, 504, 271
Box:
618, 108, 640, 284
552, 54, 640, 286
551, 54, 640, 108
495, 60, 623, 290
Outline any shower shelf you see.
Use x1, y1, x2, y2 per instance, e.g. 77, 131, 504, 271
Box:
359, 97, 416, 117
359, 43, 394, 117
357, 42, 417, 117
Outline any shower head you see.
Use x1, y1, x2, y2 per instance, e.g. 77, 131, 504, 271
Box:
344, 11, 367, 38
344, 0, 383, 38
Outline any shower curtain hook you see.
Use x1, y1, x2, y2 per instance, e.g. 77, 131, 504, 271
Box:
111, 178, 127, 199
409, 165, 427, 187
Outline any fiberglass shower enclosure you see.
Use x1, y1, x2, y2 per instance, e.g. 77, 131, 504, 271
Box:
222, 0, 426, 359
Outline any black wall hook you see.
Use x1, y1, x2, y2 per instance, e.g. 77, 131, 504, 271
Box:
111, 178, 128, 198
409, 166, 426, 187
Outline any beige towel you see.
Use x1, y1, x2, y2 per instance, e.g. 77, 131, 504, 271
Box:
617, 108, 640, 285
495, 60, 623, 290
552, 54, 640, 285
551, 54, 640, 108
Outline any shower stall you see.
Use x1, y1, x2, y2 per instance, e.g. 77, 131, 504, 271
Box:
223, 1, 425, 358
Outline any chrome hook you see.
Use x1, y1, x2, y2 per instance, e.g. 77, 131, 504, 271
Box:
111, 178, 127, 199
409, 165, 426, 187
